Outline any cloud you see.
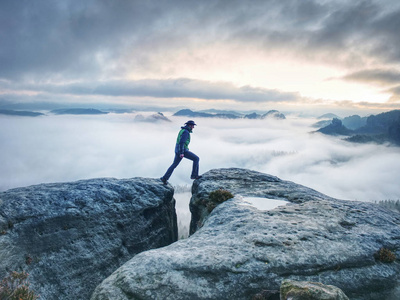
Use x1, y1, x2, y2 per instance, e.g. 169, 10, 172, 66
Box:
210, 1, 400, 68
82, 79, 300, 103
389, 86, 400, 95
368, 6, 400, 63
388, 86, 400, 103
341, 69, 400, 86
0, 78, 300, 103
2, 0, 400, 82
1, 113, 400, 204
0, 0, 175, 79
2, 0, 400, 112
2, 112, 400, 235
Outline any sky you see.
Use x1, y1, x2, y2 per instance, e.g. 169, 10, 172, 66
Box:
1, 0, 400, 115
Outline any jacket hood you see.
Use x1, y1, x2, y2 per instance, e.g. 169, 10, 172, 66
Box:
181, 125, 192, 133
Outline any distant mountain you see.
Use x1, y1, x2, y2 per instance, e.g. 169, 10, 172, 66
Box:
356, 110, 400, 135
261, 110, 286, 120
351, 110, 400, 145
106, 108, 135, 114
317, 118, 353, 136
312, 119, 332, 128
174, 109, 285, 120
0, 109, 44, 117
198, 109, 242, 117
134, 112, 171, 123
388, 119, 400, 145
317, 113, 340, 119
244, 112, 261, 119
51, 108, 109, 115
173, 109, 210, 118
313, 114, 367, 130
173, 109, 240, 119
342, 115, 367, 130
317, 110, 400, 145
344, 134, 387, 144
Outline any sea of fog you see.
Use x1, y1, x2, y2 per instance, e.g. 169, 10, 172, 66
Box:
1, 112, 400, 237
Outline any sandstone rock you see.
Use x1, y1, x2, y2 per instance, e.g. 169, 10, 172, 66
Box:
91, 168, 400, 300
280, 279, 349, 300
190, 168, 332, 234
0, 177, 177, 300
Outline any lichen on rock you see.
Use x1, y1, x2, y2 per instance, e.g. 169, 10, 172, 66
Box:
280, 280, 349, 300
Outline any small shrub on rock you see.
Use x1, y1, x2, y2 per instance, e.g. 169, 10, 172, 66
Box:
0, 271, 39, 300
206, 189, 234, 212
375, 247, 396, 263
209, 189, 234, 203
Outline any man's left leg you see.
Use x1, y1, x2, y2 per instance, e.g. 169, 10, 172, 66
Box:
184, 151, 200, 179
162, 153, 183, 182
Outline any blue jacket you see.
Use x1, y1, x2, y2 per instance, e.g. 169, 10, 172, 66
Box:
175, 126, 192, 155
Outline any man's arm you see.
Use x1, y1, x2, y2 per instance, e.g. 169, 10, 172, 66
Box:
178, 130, 189, 157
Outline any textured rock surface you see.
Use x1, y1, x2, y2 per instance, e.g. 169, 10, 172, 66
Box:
280, 279, 349, 300
190, 168, 332, 234
0, 177, 177, 300
91, 168, 400, 300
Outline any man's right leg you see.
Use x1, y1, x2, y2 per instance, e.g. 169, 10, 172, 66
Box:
162, 153, 183, 182
184, 151, 200, 179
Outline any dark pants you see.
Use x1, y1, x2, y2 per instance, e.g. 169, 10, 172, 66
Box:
162, 151, 199, 180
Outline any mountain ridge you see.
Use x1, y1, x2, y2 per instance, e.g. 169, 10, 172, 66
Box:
173, 108, 286, 120
317, 109, 400, 145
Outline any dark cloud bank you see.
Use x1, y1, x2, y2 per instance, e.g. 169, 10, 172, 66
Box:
1, 0, 400, 104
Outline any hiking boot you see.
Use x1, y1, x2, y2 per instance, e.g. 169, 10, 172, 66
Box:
160, 177, 168, 185
190, 175, 202, 180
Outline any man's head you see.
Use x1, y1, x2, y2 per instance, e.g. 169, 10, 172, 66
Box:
185, 120, 196, 129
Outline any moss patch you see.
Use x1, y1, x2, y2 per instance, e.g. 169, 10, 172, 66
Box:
206, 189, 234, 212
375, 247, 396, 263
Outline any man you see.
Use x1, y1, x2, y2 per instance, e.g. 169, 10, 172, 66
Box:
160, 120, 202, 184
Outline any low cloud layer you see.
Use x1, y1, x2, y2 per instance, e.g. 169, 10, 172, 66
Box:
1, 113, 399, 205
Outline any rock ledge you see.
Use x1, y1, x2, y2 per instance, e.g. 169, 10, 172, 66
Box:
0, 177, 177, 300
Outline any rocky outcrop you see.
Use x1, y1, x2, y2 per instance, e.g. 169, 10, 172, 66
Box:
244, 111, 286, 120
91, 168, 400, 300
189, 168, 333, 235
342, 115, 367, 130
317, 118, 353, 136
313, 115, 367, 131
134, 112, 171, 123
317, 110, 400, 146
280, 280, 349, 300
173, 109, 285, 120
0, 178, 177, 300
173, 109, 240, 119
261, 110, 286, 120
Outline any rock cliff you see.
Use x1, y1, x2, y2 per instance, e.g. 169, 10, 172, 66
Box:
189, 168, 333, 235
91, 168, 400, 300
0, 177, 177, 299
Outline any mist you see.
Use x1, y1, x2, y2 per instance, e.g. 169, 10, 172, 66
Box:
1, 112, 400, 204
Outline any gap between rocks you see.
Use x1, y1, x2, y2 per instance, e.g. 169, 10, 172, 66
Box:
173, 186, 192, 239
173, 185, 289, 240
